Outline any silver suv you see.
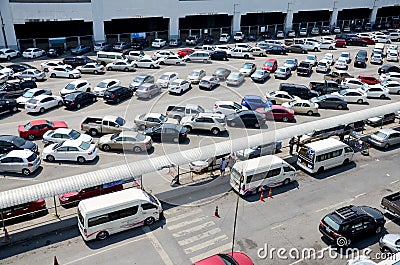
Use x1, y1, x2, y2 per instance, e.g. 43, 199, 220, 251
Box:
0, 150, 41, 175
181, 113, 227, 135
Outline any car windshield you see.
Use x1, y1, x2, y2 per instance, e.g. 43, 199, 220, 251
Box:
22, 90, 35, 98
27, 153, 37, 162
65, 83, 76, 90
97, 82, 107, 88
134, 77, 145, 82
68, 130, 81, 139
65, 67, 73, 71
79, 141, 90, 150
323, 55, 332, 60
110, 132, 120, 140
23, 122, 32, 130
337, 59, 345, 64
285, 59, 296, 64
159, 75, 169, 80
136, 133, 146, 141
265, 61, 274, 66
12, 137, 26, 147
53, 142, 63, 150
317, 95, 327, 100
339, 90, 348, 96
242, 64, 252, 69
254, 70, 264, 75
231, 73, 240, 78
374, 131, 388, 139
190, 71, 200, 76
306, 56, 315, 60
381, 81, 388, 87
115, 117, 126, 126
159, 114, 166, 121
323, 216, 340, 232
341, 53, 349, 58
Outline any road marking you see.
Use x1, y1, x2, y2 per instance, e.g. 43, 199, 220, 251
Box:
166, 208, 202, 223
359, 163, 369, 167
41, 162, 86, 168
172, 221, 215, 238
271, 224, 283, 230
63, 236, 145, 265
167, 216, 208, 230
184, 235, 229, 254
289, 246, 331, 265
315, 199, 354, 213
190, 243, 232, 263
391, 180, 399, 185
143, 226, 174, 265
178, 228, 221, 246
1, 176, 37, 181
355, 193, 366, 198
386, 173, 390, 176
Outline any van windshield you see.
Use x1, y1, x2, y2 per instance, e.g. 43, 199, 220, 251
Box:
231, 168, 242, 182
77, 208, 84, 225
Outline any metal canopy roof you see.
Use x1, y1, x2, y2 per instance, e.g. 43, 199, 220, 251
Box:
1, 102, 399, 209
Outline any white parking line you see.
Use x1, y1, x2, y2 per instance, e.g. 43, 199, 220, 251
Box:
167, 216, 208, 230
271, 224, 283, 230
391, 180, 399, 185
178, 228, 221, 246
1, 176, 37, 181
355, 193, 366, 198
166, 208, 202, 223
143, 226, 174, 265
172, 221, 215, 238
184, 235, 228, 254
315, 199, 354, 213
190, 243, 232, 263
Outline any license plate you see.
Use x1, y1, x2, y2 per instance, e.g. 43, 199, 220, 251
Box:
302, 161, 307, 166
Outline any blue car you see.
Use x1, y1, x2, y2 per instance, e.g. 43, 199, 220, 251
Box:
241, 95, 272, 110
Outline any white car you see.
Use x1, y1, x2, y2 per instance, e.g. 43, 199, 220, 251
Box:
303, 41, 320, 52
22, 48, 46, 59
266, 91, 300, 105
151, 39, 167, 48
188, 69, 206, 84
14, 69, 46, 81
0, 48, 20, 60
60, 80, 91, 97
387, 44, 399, 53
0, 65, 14, 77
43, 128, 93, 145
370, 54, 383, 65
332, 89, 368, 104
380, 80, 400, 94
48, 65, 81, 79
319, 41, 335, 50
214, 101, 248, 115
380, 72, 400, 83
157, 55, 184, 65
42, 140, 97, 163
93, 79, 121, 97
387, 51, 399, 62
360, 84, 389, 98
335, 59, 348, 70
41, 61, 69, 72
282, 100, 319, 115
199, 75, 220, 90
323, 53, 335, 65
339, 52, 351, 63
342, 78, 365, 89
25, 95, 63, 113
214, 45, 233, 56
16, 88, 52, 107
133, 58, 160, 69
316, 59, 330, 73
219, 33, 231, 43
106, 60, 135, 72
152, 50, 175, 60
374, 35, 391, 44
239, 63, 256, 76
299, 28, 308, 36
76, 63, 106, 74
168, 79, 191, 95
305, 54, 318, 66
156, 72, 179, 88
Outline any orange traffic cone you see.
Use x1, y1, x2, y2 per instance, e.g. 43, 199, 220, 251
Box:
267, 188, 273, 199
214, 205, 220, 218
259, 191, 265, 202
54, 256, 60, 265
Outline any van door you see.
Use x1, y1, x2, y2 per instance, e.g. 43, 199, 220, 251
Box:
141, 203, 159, 222
282, 165, 296, 184
264, 167, 283, 187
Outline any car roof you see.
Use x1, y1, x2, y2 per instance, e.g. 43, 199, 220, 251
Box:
198, 113, 225, 119
118, 131, 141, 138
5, 149, 34, 158
33, 94, 53, 100
60, 139, 85, 147
52, 128, 73, 134
160, 72, 178, 76
377, 128, 398, 134
145, 113, 162, 118
201, 76, 215, 80
100, 79, 120, 83
266, 58, 277, 62
29, 119, 49, 126
244, 95, 262, 99
67, 79, 88, 85
215, 100, 236, 105
0, 135, 18, 142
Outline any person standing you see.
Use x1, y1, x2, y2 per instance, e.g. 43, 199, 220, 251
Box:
228, 155, 235, 172
220, 157, 227, 177
289, 137, 295, 155
296, 135, 302, 152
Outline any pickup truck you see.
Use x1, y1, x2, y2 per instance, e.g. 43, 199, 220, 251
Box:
324, 71, 354, 83
166, 104, 208, 121
381, 191, 400, 218
297, 61, 313, 76
230, 48, 252, 59
309, 80, 348, 94
81, 115, 137, 136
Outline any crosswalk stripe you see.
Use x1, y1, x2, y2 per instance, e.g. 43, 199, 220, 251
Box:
183, 235, 229, 254
178, 228, 221, 246
172, 221, 215, 238
166, 209, 203, 223
167, 216, 207, 231
189, 243, 232, 263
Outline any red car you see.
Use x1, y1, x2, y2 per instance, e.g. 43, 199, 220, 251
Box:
334, 39, 346, 48
262, 59, 278, 73
359, 36, 375, 45
357, 75, 380, 85
177, 48, 194, 57
1, 199, 47, 222
256, 105, 295, 122
58, 182, 123, 207
193, 252, 254, 265
18, 119, 68, 140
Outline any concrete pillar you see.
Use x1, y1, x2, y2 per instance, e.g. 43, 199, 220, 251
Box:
169, 17, 179, 40
91, 0, 105, 43
0, 1, 18, 49
284, 2, 294, 32
330, 5, 339, 27
370, 0, 379, 25
232, 13, 241, 35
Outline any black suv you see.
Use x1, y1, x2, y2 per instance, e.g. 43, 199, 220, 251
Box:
378, 64, 400, 74
210, 51, 228, 61
63, 91, 97, 110
0, 98, 18, 115
0, 79, 37, 97
319, 205, 385, 246
354, 50, 368, 68
103, 86, 133, 104
131, 38, 149, 50
279, 83, 319, 100
47, 47, 65, 57
62, 56, 95, 68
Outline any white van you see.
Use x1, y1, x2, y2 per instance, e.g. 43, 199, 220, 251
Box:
77, 188, 163, 241
96, 51, 126, 65
230, 155, 296, 196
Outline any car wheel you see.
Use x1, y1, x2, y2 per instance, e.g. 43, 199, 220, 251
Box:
69, 74, 74, 79
12, 106, 18, 112
288, 49, 292, 53
270, 100, 276, 105
313, 48, 318, 52
211, 128, 220, 135
380, 94, 386, 99
254, 123, 260, 128
39, 107, 45, 113
77, 156, 86, 163
384, 143, 390, 149
307, 110, 313, 116
32, 77, 37, 82
76, 103, 81, 109
381, 247, 392, 254
397, 90, 400, 95
89, 129, 98, 137
6, 56, 10, 61
337, 104, 343, 110
150, 65, 155, 69
96, 231, 109, 240
317, 167, 324, 173
102, 144, 111, 151
283, 178, 290, 185
343, 158, 349, 165
93, 70, 98, 75
173, 137, 179, 143
376, 226, 382, 234
357, 99, 363, 104
133, 146, 142, 153
145, 217, 155, 226
27, 134, 35, 140
50, 73, 56, 78
124, 67, 129, 72
329, 46, 333, 50
184, 126, 192, 133
282, 116, 289, 122
58, 101, 63, 107
229, 121, 236, 127
22, 168, 31, 176
46, 155, 55, 162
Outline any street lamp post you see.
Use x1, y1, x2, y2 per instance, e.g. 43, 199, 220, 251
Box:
231, 174, 243, 255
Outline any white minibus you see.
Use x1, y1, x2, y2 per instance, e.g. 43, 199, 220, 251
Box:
96, 51, 126, 65
230, 155, 296, 196
297, 138, 354, 174
77, 188, 162, 241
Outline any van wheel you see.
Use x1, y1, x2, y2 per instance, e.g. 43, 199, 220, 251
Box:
283, 178, 290, 185
307, 110, 313, 116
317, 167, 324, 173
46, 155, 55, 162
96, 231, 109, 240
343, 158, 349, 165
133, 146, 142, 153
22, 168, 31, 176
145, 217, 155, 226
102, 144, 111, 151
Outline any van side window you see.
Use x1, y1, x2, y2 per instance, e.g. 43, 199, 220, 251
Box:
88, 214, 110, 227
142, 203, 157, 210
345, 147, 353, 153
266, 168, 281, 178
283, 166, 294, 172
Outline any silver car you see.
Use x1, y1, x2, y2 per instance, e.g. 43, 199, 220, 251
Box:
368, 128, 400, 149
226, 72, 245, 86
0, 150, 41, 176
199, 76, 219, 90
135, 83, 161, 99
14, 69, 46, 81
106, 60, 135, 72
379, 234, 400, 253
97, 131, 153, 153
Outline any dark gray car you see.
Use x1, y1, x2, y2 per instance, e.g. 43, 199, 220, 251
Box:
213, 68, 231, 81
310, 95, 347, 109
